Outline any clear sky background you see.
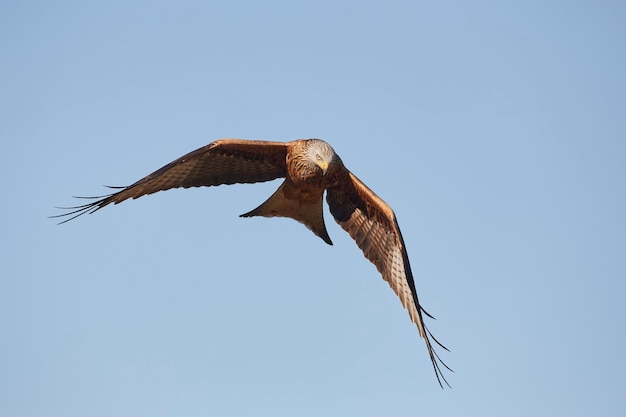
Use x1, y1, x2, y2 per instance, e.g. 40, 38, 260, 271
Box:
2, 1, 625, 416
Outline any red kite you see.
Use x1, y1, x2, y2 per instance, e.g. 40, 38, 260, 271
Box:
54, 138, 451, 387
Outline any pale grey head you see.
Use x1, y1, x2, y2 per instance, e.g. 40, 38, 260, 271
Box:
304, 139, 338, 176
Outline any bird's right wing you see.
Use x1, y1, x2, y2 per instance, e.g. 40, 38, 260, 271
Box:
52, 139, 290, 223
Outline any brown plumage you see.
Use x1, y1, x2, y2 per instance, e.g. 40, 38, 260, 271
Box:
53, 138, 451, 387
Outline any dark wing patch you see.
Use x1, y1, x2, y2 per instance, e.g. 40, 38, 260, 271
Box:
52, 139, 290, 223
326, 171, 451, 388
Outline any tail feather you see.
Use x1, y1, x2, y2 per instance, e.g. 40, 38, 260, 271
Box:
240, 181, 333, 245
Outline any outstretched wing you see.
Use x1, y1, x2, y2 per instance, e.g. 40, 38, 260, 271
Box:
326, 171, 451, 388
52, 139, 290, 223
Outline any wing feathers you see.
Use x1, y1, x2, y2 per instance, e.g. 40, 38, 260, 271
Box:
327, 172, 451, 387
52, 139, 290, 223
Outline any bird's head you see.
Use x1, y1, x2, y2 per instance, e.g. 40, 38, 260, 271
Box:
306, 139, 337, 175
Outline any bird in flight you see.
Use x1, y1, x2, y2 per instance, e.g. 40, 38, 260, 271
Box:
53, 138, 451, 387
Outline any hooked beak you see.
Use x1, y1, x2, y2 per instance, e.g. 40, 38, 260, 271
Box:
318, 160, 329, 174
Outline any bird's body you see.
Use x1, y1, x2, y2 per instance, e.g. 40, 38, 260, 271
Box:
54, 138, 451, 387
241, 139, 340, 245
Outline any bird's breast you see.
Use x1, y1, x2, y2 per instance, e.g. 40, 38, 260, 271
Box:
282, 181, 323, 204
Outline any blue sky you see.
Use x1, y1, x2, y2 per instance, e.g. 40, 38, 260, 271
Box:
2, 1, 625, 416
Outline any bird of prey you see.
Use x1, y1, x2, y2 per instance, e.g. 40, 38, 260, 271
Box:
53, 138, 451, 387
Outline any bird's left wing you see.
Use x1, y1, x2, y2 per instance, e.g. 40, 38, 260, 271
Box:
52, 139, 290, 223
326, 171, 451, 387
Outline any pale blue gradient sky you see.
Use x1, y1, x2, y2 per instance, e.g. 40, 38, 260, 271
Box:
2, 1, 625, 416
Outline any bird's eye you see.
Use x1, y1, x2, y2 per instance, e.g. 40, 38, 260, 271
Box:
316, 154, 322, 161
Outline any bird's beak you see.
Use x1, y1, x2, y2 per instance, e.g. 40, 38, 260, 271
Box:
318, 161, 329, 173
